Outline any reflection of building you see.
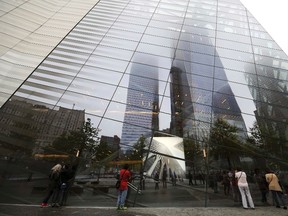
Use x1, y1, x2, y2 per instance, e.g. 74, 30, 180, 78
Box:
245, 53, 288, 154
121, 59, 159, 149
144, 137, 185, 178
170, 66, 193, 137
100, 135, 120, 153
1, 0, 288, 207
0, 99, 85, 155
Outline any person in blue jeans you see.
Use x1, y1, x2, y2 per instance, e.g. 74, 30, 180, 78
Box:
116, 164, 131, 210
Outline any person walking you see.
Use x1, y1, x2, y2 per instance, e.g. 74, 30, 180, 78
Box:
235, 167, 255, 210
265, 169, 287, 210
40, 164, 62, 207
116, 164, 131, 210
154, 171, 160, 190
162, 168, 167, 189
188, 171, 193, 186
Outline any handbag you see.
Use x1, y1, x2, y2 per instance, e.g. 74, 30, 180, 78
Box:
115, 170, 127, 189
115, 180, 121, 189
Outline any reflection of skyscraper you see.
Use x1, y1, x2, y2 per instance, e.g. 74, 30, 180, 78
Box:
1, 0, 288, 207
245, 52, 288, 154
170, 66, 193, 137
121, 59, 159, 149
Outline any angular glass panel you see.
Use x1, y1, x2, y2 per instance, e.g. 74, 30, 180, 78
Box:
57, 91, 109, 116
92, 45, 134, 61
252, 37, 282, 51
217, 68, 255, 85
0, 76, 23, 94
217, 38, 252, 53
218, 23, 249, 36
149, 20, 183, 30
215, 57, 256, 74
100, 36, 138, 51
175, 49, 214, 66
112, 22, 147, 33
86, 55, 129, 72
145, 27, 180, 40
136, 43, 174, 58
217, 17, 248, 29
183, 25, 215, 37
132, 52, 172, 69
217, 11, 247, 22
125, 62, 170, 82
78, 65, 123, 84
28, 72, 72, 90
97, 117, 124, 141
15, 82, 65, 105
216, 47, 254, 63
178, 41, 214, 55
106, 28, 143, 41
217, 31, 251, 44
68, 78, 117, 100
49, 50, 90, 65
117, 14, 150, 25
104, 101, 126, 122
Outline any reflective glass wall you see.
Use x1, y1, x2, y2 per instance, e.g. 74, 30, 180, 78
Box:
0, 0, 288, 207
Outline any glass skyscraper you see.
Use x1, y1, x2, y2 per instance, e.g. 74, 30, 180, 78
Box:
0, 0, 287, 207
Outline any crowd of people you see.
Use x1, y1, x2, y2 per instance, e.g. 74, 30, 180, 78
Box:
205, 167, 287, 210
40, 162, 288, 211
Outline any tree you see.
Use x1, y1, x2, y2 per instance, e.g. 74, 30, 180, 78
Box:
130, 135, 146, 162
209, 118, 241, 169
49, 118, 100, 160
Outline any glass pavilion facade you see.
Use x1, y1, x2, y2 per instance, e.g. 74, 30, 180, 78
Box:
0, 0, 287, 207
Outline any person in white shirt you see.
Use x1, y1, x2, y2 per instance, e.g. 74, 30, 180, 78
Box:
235, 167, 255, 210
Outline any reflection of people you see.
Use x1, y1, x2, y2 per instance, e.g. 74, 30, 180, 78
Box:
116, 164, 131, 210
222, 170, 230, 195
57, 164, 75, 206
230, 170, 241, 202
162, 168, 167, 188
254, 168, 269, 204
265, 169, 287, 209
41, 164, 62, 207
188, 171, 193, 185
235, 167, 255, 209
154, 171, 160, 190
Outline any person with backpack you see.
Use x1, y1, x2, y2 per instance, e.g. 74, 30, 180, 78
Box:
40, 164, 62, 207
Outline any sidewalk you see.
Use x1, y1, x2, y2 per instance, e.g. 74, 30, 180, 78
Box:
1, 204, 288, 216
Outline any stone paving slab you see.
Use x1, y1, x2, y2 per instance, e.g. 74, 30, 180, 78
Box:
1, 204, 288, 216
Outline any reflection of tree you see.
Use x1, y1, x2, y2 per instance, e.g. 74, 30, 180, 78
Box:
184, 136, 203, 184
130, 135, 146, 162
49, 118, 100, 160
246, 121, 288, 168
183, 136, 202, 168
247, 121, 283, 156
209, 118, 241, 169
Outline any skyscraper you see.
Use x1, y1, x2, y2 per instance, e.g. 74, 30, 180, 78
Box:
0, 0, 287, 207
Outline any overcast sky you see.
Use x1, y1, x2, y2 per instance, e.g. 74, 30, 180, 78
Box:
241, 0, 288, 55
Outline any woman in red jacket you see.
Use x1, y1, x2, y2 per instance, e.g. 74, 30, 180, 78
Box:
116, 164, 131, 210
